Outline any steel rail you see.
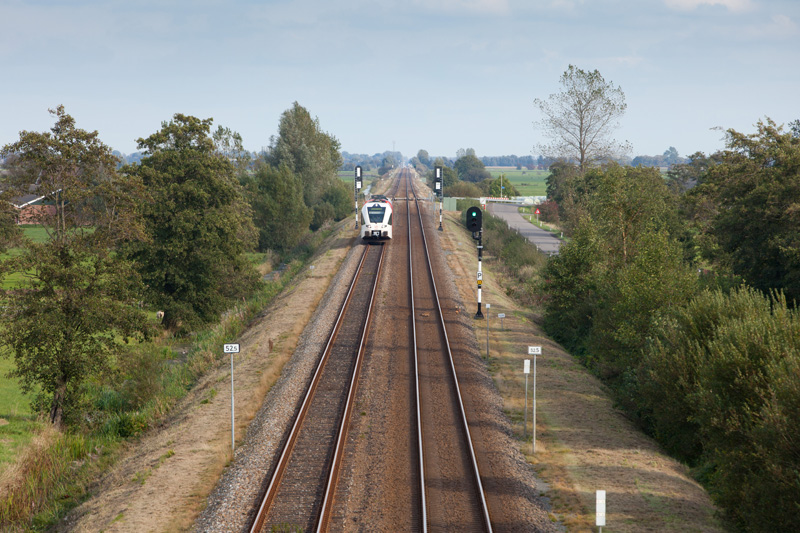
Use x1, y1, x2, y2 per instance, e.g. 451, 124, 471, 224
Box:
406, 169, 429, 533
315, 242, 385, 531
249, 243, 383, 533
408, 171, 494, 532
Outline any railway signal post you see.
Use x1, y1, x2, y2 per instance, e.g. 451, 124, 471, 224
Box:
466, 206, 484, 318
435, 166, 443, 231
354, 165, 362, 229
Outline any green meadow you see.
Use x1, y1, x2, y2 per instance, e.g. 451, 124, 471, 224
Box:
17, 225, 50, 244
0, 355, 40, 476
338, 168, 381, 185
486, 167, 549, 197
0, 226, 50, 475
1, 226, 52, 290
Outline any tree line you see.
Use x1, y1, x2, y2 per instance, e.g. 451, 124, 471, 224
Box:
536, 66, 799, 531
407, 149, 522, 199
0, 102, 349, 427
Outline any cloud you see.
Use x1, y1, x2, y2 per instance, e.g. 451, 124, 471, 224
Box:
664, 0, 755, 12
746, 13, 799, 38
766, 13, 798, 35
412, 0, 510, 16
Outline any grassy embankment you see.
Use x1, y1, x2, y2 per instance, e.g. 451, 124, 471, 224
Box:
0, 224, 329, 530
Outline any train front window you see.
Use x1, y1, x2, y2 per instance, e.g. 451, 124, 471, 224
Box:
367, 206, 385, 223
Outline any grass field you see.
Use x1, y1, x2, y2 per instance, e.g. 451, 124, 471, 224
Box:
486, 166, 549, 196
1, 226, 53, 290
0, 355, 40, 476
338, 169, 380, 185
18, 225, 49, 243
0, 226, 49, 475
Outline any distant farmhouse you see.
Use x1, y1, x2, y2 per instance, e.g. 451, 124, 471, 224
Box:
1, 160, 57, 224
12, 193, 55, 224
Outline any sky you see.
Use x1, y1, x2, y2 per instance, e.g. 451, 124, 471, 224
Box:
1, 0, 798, 162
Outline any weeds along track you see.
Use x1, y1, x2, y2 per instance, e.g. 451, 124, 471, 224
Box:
405, 169, 493, 532
248, 240, 385, 533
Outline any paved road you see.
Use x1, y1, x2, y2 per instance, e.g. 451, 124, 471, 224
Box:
487, 202, 562, 255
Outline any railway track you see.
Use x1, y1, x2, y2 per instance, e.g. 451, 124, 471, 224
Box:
404, 169, 493, 532
248, 168, 491, 531
249, 240, 385, 533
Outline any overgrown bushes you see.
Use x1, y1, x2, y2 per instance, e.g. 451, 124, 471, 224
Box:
639, 287, 800, 531
0, 229, 322, 529
541, 161, 800, 531
0, 427, 106, 529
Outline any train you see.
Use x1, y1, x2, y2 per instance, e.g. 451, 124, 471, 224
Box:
360, 195, 393, 240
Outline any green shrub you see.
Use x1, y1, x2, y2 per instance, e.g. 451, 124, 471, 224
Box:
639, 287, 800, 531
311, 203, 335, 231
101, 411, 148, 438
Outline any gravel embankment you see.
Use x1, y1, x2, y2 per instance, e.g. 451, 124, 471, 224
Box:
193, 243, 364, 532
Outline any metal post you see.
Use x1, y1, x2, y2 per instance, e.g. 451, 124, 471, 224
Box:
475, 229, 484, 319
532, 352, 537, 454
485, 303, 490, 358
354, 173, 358, 230
524, 373, 528, 439
224, 343, 240, 454
231, 351, 235, 452
438, 196, 443, 231
354, 166, 362, 230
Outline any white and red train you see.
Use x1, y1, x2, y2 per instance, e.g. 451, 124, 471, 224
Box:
360, 195, 393, 240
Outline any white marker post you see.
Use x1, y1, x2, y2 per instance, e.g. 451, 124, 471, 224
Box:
498, 312, 505, 330
523, 359, 530, 439
224, 343, 240, 452
528, 346, 542, 453
596, 490, 606, 532
485, 303, 491, 358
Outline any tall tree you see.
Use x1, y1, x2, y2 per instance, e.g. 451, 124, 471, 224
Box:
122, 114, 260, 332
543, 164, 693, 378
454, 153, 490, 182
244, 161, 311, 253
379, 154, 397, 175
663, 146, 680, 166
702, 118, 800, 303
534, 65, 631, 171
267, 102, 342, 208
0, 106, 148, 426
417, 149, 431, 167
213, 125, 251, 173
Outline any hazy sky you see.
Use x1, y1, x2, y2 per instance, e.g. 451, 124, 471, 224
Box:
1, 0, 798, 161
